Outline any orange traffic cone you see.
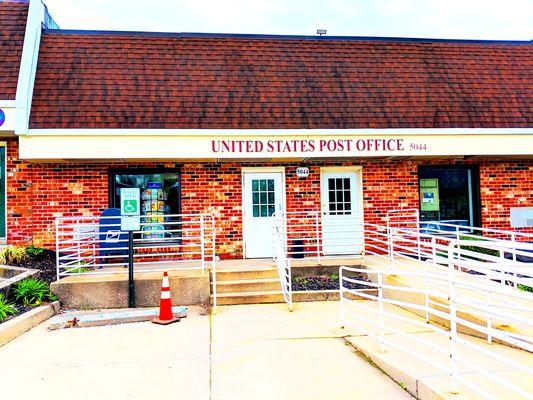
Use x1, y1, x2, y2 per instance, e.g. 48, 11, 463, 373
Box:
152, 272, 181, 325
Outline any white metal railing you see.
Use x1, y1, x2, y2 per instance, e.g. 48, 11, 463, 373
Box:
271, 210, 364, 310
272, 217, 292, 311
271, 209, 533, 312
272, 210, 364, 261
55, 213, 217, 308
340, 226, 533, 399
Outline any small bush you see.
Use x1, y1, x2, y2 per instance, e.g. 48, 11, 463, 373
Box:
459, 235, 500, 258
0, 293, 17, 322
0, 246, 29, 265
13, 278, 55, 306
26, 245, 45, 258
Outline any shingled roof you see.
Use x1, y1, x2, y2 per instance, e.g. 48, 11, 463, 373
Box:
30, 31, 532, 129
0, 0, 28, 99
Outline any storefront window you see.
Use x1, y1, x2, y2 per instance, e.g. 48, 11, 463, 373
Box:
418, 166, 480, 227
110, 170, 181, 238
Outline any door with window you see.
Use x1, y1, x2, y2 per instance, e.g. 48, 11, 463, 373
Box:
243, 172, 284, 258
321, 170, 362, 255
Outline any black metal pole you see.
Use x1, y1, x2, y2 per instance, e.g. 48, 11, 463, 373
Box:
128, 230, 135, 308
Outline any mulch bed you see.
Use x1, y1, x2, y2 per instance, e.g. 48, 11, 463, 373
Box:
9, 250, 57, 284
292, 273, 372, 291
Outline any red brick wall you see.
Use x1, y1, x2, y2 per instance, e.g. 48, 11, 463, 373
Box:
5, 138, 532, 255
478, 160, 533, 234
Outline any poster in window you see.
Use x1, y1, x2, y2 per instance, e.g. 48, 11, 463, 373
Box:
420, 178, 439, 212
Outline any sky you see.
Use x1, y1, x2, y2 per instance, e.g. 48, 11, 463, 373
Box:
43, 0, 532, 40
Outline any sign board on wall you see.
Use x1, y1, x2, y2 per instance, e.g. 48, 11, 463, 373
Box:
420, 179, 440, 212
18, 130, 533, 160
296, 167, 310, 178
120, 188, 141, 231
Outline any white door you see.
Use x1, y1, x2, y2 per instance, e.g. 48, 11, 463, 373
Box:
244, 172, 284, 258
321, 171, 363, 255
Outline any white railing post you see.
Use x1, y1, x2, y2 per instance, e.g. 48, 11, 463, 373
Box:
55, 218, 61, 280
499, 243, 506, 287
315, 211, 321, 263
389, 229, 394, 263
211, 216, 217, 314
386, 215, 392, 259
287, 258, 293, 311
511, 233, 517, 288
378, 271, 385, 353
200, 215, 205, 273
448, 241, 459, 395
339, 267, 345, 328
486, 273, 492, 344
75, 219, 81, 269
424, 237, 436, 323
455, 225, 461, 261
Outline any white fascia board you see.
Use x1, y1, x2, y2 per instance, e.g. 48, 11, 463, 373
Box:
25, 127, 533, 137
15, 0, 44, 135
0, 101, 16, 108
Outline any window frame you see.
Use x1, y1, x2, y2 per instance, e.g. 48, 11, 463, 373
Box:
108, 167, 182, 215
108, 168, 182, 245
417, 165, 481, 228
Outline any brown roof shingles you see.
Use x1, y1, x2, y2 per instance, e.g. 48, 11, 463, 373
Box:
0, 0, 28, 99
30, 32, 533, 129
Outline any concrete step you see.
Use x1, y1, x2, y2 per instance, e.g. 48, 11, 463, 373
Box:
213, 268, 279, 281
212, 290, 285, 305
215, 278, 282, 294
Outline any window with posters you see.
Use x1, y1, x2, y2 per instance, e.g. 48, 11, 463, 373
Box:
418, 166, 481, 228
110, 169, 181, 241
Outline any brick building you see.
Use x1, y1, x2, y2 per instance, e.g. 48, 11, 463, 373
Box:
0, 0, 532, 260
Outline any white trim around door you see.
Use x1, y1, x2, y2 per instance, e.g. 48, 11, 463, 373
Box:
320, 166, 364, 255
242, 167, 286, 258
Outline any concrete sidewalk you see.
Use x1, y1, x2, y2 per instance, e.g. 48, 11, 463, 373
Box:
0, 307, 211, 400
0, 301, 413, 400
212, 302, 413, 399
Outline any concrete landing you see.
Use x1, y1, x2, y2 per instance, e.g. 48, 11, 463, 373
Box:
51, 269, 210, 309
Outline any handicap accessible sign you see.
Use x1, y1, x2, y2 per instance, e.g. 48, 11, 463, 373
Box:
121, 188, 140, 215
120, 188, 141, 231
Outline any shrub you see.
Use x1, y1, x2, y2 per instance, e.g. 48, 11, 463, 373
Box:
26, 245, 45, 258
0, 293, 17, 322
13, 278, 56, 306
0, 246, 29, 265
459, 235, 500, 259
